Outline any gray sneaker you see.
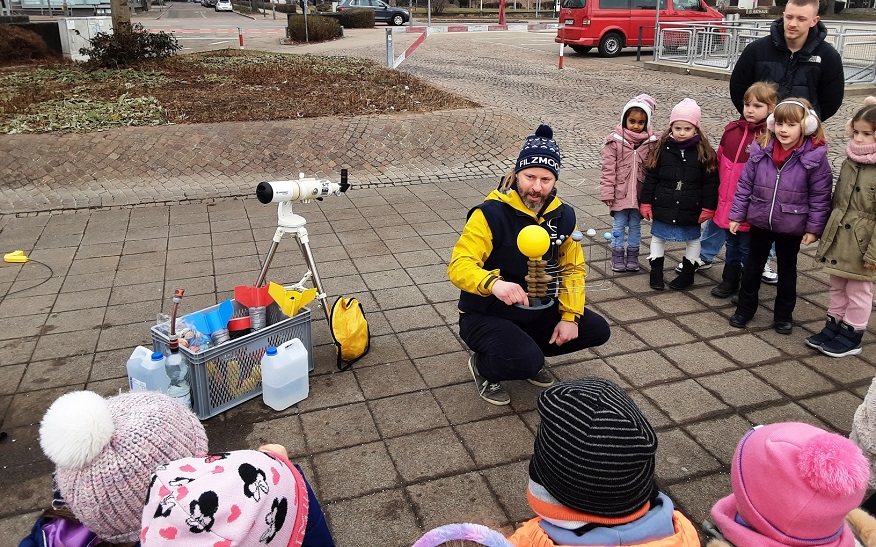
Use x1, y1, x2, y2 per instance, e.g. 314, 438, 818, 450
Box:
468, 354, 510, 406
761, 262, 778, 285
527, 367, 555, 387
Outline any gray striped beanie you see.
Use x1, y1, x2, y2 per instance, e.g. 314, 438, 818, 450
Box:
529, 377, 658, 518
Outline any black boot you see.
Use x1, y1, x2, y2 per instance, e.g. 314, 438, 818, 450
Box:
669, 257, 697, 290
649, 257, 665, 290
711, 263, 742, 299
805, 315, 841, 349
820, 321, 864, 358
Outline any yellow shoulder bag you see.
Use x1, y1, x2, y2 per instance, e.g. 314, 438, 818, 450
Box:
330, 297, 370, 371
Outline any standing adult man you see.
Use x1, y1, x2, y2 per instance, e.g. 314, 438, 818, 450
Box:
448, 125, 611, 406
729, 0, 844, 121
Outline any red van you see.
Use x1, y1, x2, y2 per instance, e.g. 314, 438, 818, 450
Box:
556, 0, 723, 57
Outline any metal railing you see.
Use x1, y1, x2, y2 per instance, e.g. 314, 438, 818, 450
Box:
653, 18, 876, 85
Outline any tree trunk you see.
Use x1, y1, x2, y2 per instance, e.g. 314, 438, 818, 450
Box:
112, 0, 132, 31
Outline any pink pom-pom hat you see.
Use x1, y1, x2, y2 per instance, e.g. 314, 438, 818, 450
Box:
712, 422, 869, 547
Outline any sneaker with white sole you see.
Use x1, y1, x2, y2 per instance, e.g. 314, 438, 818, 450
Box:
468, 354, 510, 406
675, 259, 711, 273
761, 262, 778, 285
527, 367, 555, 387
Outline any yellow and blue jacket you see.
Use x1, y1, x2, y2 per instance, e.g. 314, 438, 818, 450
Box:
448, 188, 585, 323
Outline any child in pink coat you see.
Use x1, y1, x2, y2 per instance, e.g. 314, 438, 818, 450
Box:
710, 82, 779, 300
600, 94, 661, 273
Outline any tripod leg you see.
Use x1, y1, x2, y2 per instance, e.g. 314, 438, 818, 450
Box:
295, 228, 331, 324
255, 228, 285, 287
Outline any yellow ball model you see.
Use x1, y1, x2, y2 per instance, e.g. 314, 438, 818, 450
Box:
517, 225, 551, 259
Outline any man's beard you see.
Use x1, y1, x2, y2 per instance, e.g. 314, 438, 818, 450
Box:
519, 190, 545, 212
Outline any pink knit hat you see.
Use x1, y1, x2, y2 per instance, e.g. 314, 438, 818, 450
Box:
139, 449, 309, 546
669, 98, 701, 128
39, 391, 208, 543
712, 422, 868, 547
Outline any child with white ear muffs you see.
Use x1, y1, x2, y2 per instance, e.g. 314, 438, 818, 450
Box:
727, 97, 833, 335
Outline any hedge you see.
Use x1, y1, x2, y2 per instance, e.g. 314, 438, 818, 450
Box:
286, 13, 343, 41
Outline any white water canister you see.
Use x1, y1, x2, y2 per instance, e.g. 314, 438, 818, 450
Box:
261, 339, 309, 411
127, 347, 171, 394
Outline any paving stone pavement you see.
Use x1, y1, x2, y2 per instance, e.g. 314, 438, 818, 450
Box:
1, 29, 875, 547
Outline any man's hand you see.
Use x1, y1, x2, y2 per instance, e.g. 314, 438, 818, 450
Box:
639, 204, 653, 220
603, 200, 613, 208
491, 279, 529, 306
729, 221, 740, 234
865, 262, 876, 271
549, 320, 579, 346
802, 233, 819, 245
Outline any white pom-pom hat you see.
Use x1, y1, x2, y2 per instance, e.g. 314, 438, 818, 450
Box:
39, 390, 208, 543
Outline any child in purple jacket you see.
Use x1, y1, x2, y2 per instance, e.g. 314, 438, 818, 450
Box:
728, 98, 833, 335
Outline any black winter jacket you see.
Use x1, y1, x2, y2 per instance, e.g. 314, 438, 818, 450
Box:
640, 143, 719, 227
729, 18, 844, 121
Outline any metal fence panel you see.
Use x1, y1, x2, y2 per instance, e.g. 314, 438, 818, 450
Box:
653, 19, 876, 85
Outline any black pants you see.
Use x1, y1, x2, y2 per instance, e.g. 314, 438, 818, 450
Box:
735, 226, 803, 323
458, 306, 611, 383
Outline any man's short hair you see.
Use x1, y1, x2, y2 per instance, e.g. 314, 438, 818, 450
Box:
786, 0, 819, 13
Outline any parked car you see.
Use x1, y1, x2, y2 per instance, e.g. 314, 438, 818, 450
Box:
337, 0, 409, 25
555, 0, 722, 57
216, 0, 233, 10
202, 0, 217, 7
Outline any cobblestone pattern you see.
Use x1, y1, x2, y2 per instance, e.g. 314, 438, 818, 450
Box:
394, 33, 860, 176
0, 107, 525, 214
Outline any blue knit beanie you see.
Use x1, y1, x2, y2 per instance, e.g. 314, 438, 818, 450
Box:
515, 125, 561, 179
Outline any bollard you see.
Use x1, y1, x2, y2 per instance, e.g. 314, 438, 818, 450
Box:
558, 41, 564, 69
386, 28, 394, 68
636, 26, 643, 61
238, 27, 244, 49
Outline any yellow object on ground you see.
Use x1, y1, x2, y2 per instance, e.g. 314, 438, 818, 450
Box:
4, 250, 28, 263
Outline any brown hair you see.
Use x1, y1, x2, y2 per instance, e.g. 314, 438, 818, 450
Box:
743, 81, 779, 112
499, 169, 516, 191
786, 0, 819, 12
851, 97, 876, 133
757, 96, 825, 148
645, 128, 717, 172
